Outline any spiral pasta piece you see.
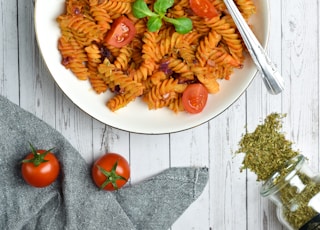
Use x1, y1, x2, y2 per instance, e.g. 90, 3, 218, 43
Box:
68, 16, 100, 38
114, 46, 132, 70
167, 57, 195, 81
143, 78, 186, 110
89, 5, 112, 32
66, 0, 89, 16
177, 42, 197, 65
143, 71, 167, 91
235, 0, 256, 20
58, 36, 89, 80
158, 30, 182, 57
196, 30, 222, 67
167, 96, 184, 113
132, 17, 148, 35
168, 0, 189, 18
107, 81, 143, 112
209, 46, 241, 67
107, 94, 127, 111
130, 59, 157, 83
85, 44, 108, 93
207, 17, 244, 62
98, 0, 131, 19
65, 15, 102, 46
191, 16, 213, 35
106, 73, 144, 111
130, 36, 143, 65
212, 0, 227, 12
141, 31, 161, 62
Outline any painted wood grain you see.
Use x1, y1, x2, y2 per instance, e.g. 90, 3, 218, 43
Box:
0, 1, 19, 103
209, 98, 248, 230
0, 0, 319, 229
282, 0, 319, 169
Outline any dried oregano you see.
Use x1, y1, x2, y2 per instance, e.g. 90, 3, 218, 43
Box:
236, 113, 320, 229
236, 113, 299, 181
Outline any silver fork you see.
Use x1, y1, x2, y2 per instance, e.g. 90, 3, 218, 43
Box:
223, 0, 284, 95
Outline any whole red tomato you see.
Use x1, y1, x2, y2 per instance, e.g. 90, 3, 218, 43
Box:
92, 153, 130, 191
21, 144, 60, 188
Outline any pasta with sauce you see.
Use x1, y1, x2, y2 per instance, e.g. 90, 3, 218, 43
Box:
57, 0, 256, 113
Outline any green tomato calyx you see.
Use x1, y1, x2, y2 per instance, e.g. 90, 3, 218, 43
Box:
22, 143, 54, 167
97, 161, 128, 190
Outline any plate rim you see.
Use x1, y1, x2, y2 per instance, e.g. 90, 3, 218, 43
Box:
34, 0, 270, 134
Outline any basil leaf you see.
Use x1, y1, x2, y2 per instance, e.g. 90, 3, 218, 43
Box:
147, 16, 162, 32
164, 17, 193, 34
132, 0, 156, 18
154, 0, 174, 15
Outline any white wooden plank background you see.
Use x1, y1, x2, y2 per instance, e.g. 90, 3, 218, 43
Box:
1, 0, 319, 229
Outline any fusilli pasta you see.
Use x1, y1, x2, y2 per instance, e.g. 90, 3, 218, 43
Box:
57, 0, 256, 113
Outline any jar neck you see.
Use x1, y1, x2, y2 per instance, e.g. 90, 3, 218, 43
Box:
260, 154, 305, 197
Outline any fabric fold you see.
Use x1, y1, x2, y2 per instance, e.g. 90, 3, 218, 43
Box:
114, 167, 209, 230
0, 96, 208, 230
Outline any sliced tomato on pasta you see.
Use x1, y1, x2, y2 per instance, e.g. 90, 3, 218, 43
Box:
104, 16, 136, 48
182, 83, 208, 114
189, 0, 219, 18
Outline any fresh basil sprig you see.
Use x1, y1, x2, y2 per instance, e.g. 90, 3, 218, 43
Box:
132, 0, 192, 34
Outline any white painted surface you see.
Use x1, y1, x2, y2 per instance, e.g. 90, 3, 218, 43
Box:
1, 0, 319, 229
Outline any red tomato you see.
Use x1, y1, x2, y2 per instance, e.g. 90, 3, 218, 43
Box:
21, 145, 60, 188
189, 0, 219, 18
92, 153, 130, 191
182, 83, 208, 114
104, 16, 136, 48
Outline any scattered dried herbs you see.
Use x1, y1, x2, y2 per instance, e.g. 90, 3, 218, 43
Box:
236, 113, 299, 181
236, 113, 320, 230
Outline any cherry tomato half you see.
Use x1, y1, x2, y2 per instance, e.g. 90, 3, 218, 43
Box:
189, 0, 219, 19
182, 83, 208, 114
21, 145, 60, 188
92, 153, 130, 191
104, 16, 136, 48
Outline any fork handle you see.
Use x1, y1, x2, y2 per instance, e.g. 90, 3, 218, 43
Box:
223, 0, 284, 95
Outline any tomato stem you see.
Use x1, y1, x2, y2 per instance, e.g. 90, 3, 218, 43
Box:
97, 161, 128, 190
22, 143, 55, 167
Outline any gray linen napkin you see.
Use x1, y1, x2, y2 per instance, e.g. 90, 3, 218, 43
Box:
0, 95, 208, 230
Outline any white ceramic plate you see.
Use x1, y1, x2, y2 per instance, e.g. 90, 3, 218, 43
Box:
34, 0, 269, 134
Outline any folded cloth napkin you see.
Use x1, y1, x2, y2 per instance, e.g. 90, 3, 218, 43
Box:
0, 95, 208, 230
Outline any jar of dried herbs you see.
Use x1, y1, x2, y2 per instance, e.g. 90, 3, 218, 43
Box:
260, 154, 320, 230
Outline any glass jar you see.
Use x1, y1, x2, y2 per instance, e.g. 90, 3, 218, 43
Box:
260, 155, 320, 230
